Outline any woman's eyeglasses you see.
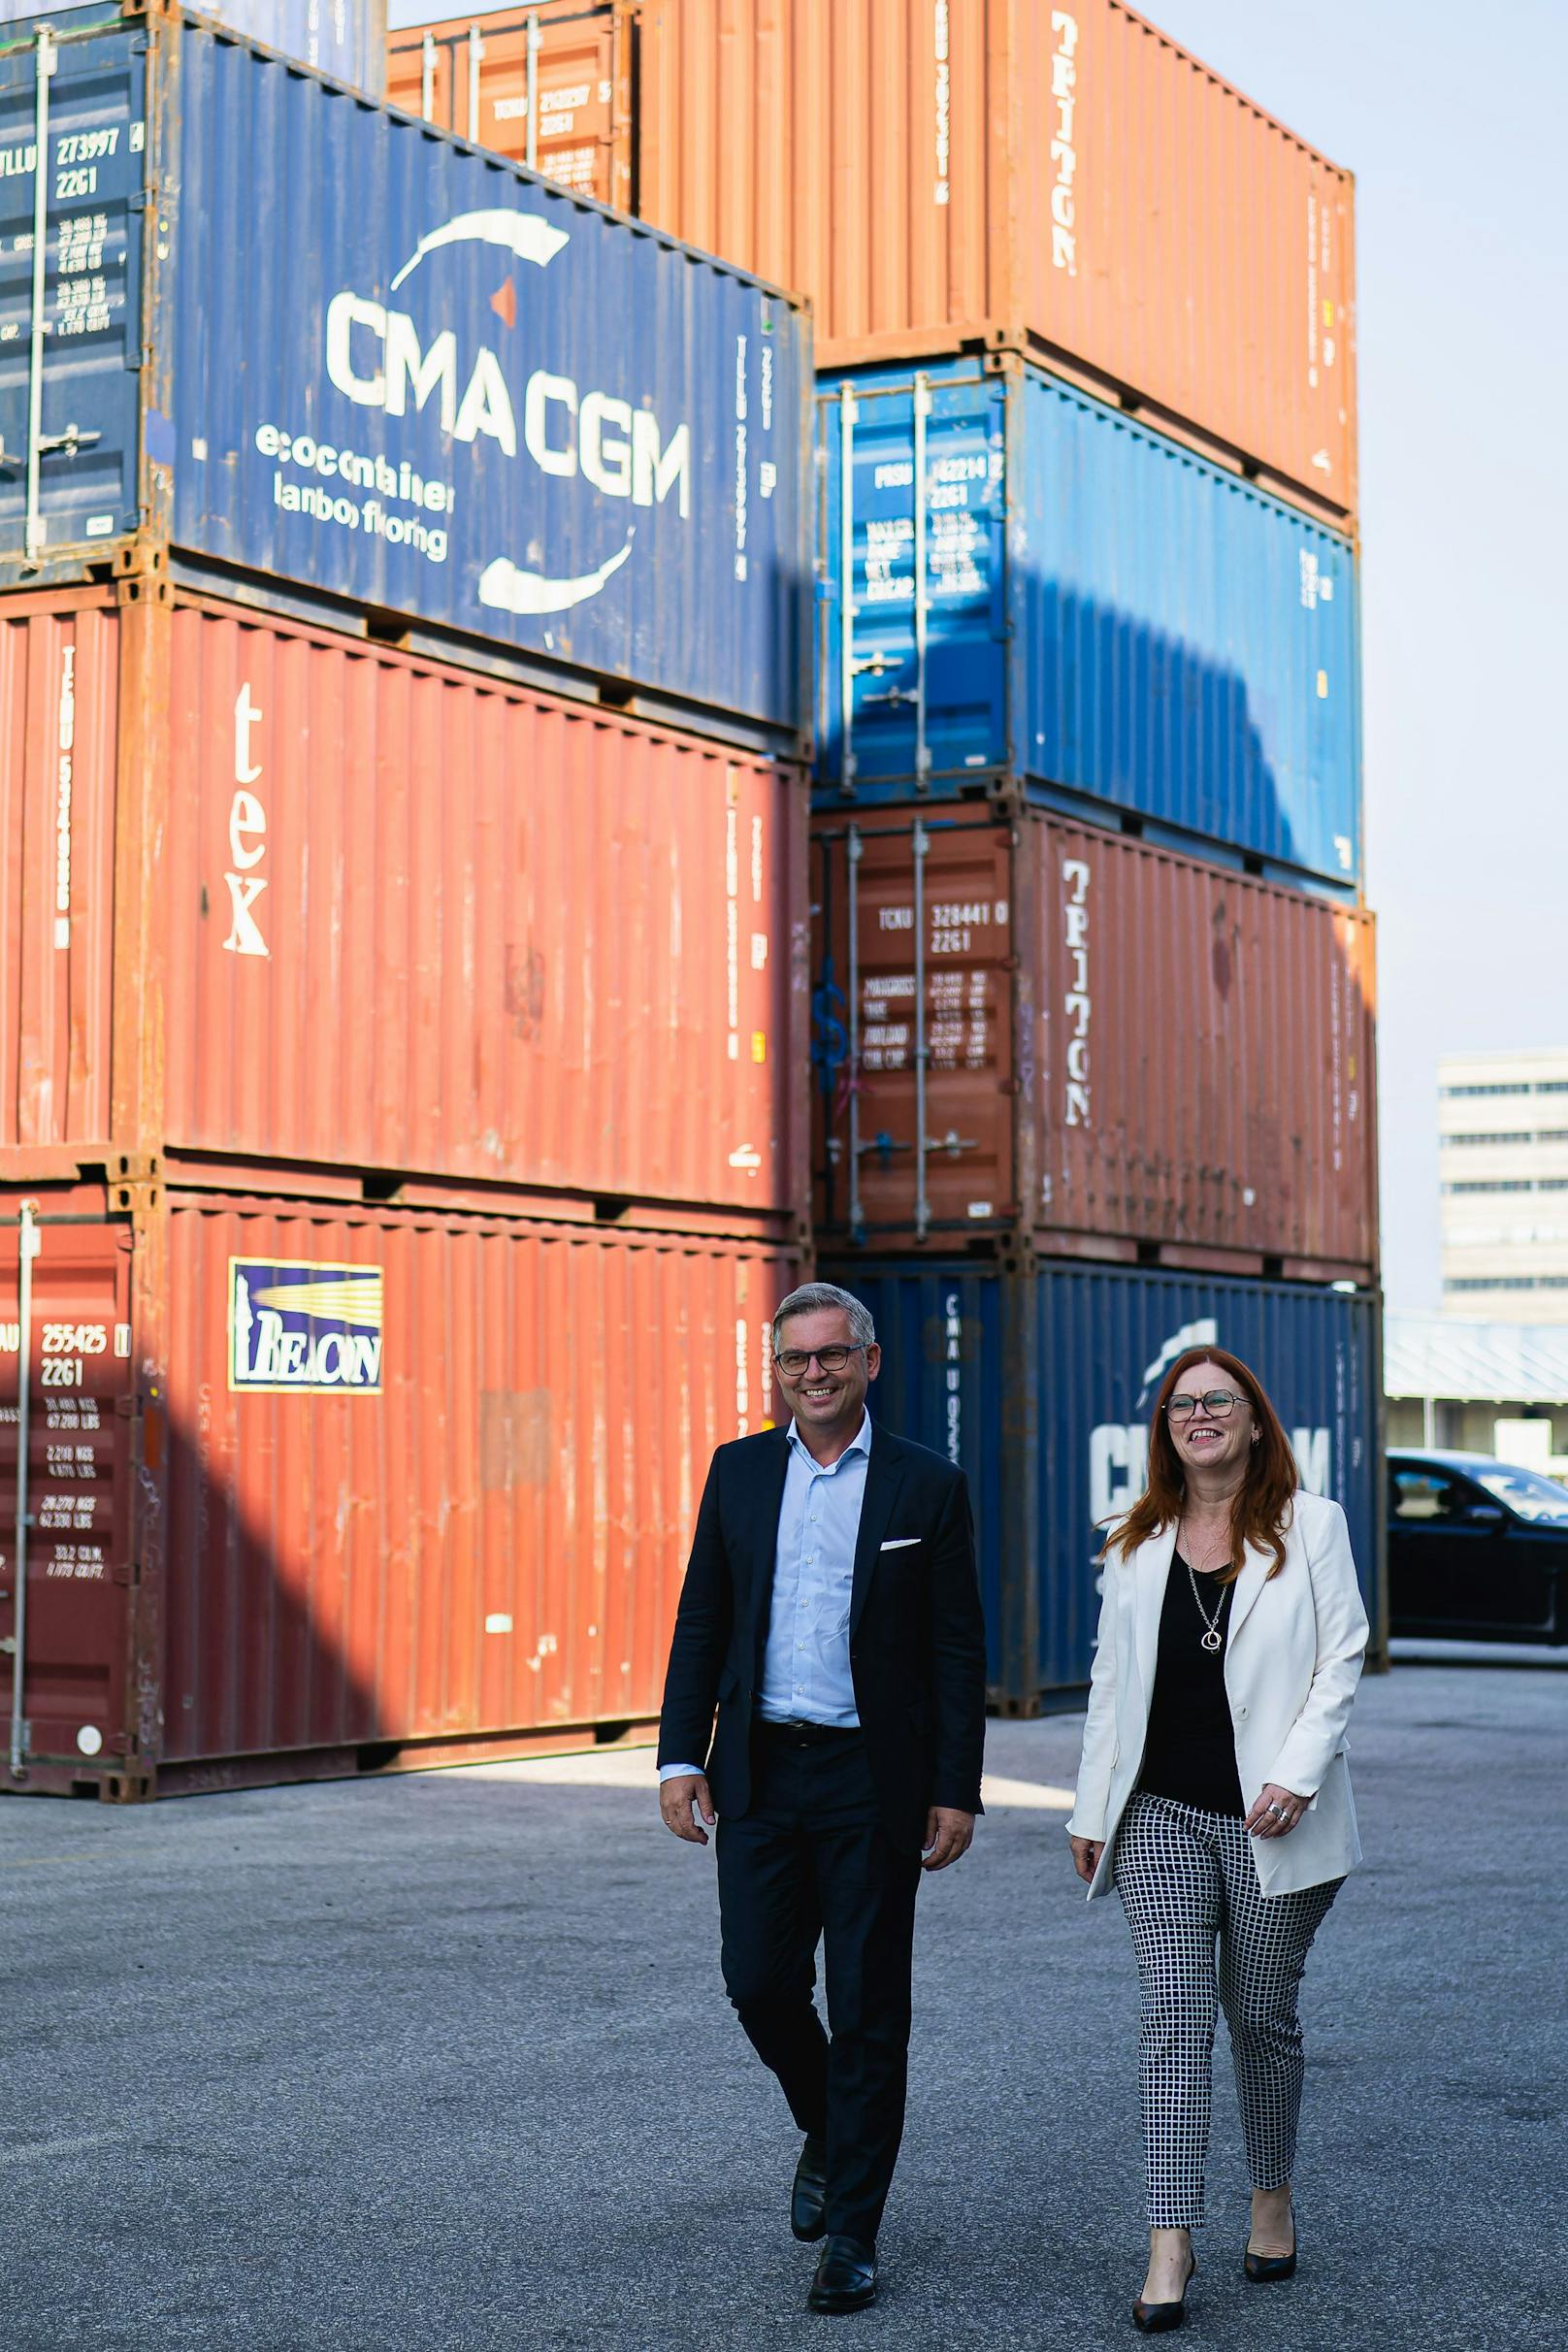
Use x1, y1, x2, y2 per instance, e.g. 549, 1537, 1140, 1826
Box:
1165, 1388, 1249, 1421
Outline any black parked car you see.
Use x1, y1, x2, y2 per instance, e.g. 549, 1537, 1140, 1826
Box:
1388, 1450, 1568, 1645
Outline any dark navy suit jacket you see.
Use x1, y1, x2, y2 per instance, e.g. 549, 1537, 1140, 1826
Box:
657, 1421, 987, 1853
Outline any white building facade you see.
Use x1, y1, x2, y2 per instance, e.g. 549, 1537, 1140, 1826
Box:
1439, 1047, 1568, 1320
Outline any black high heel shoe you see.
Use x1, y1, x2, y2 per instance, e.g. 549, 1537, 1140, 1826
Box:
1132, 2249, 1196, 2333
1244, 2210, 1297, 2284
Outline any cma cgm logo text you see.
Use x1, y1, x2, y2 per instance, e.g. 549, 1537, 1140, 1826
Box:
229, 1260, 383, 1394
322, 212, 691, 515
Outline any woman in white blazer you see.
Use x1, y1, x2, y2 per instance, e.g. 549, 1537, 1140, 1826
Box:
1066, 1346, 1368, 2336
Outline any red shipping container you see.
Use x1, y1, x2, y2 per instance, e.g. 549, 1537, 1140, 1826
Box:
390, 1, 1356, 525
0, 1188, 797, 1799
0, 587, 807, 1232
812, 813, 1378, 1281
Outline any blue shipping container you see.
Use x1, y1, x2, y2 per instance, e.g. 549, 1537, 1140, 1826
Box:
0, 7, 809, 747
825, 1256, 1384, 1709
816, 357, 1361, 892
0, 0, 387, 96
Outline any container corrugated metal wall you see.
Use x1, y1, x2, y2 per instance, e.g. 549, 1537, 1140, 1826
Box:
160, 602, 809, 1214
0, 596, 120, 1154
811, 811, 1378, 1276
0, 1192, 800, 1795
816, 358, 1361, 891
0, 7, 809, 747
827, 1257, 1383, 1709
386, 5, 627, 204
0, 0, 390, 93
631, 0, 1356, 520
0, 589, 810, 1224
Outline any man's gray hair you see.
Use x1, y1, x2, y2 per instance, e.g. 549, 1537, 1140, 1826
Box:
772, 1282, 875, 1353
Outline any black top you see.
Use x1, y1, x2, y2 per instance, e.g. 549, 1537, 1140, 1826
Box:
1137, 1552, 1246, 1816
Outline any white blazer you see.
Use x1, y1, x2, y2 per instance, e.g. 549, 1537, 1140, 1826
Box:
1067, 1488, 1369, 1902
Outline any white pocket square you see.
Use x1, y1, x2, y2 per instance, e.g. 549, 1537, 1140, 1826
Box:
880, 1536, 921, 1551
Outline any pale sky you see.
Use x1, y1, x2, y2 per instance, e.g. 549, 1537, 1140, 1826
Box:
387, 0, 1568, 1313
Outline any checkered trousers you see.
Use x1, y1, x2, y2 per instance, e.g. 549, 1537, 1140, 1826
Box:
1113, 1791, 1343, 2229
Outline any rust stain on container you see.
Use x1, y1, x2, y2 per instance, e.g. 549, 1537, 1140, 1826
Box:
813, 813, 1378, 1277
0, 589, 808, 1226
0, 1190, 799, 1798
455, 0, 1351, 521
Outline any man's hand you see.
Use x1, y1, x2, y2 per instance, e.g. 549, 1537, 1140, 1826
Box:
659, 1773, 716, 1846
921, 1807, 975, 1871
1068, 1834, 1104, 1884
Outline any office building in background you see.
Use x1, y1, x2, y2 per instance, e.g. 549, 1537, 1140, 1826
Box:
1440, 1049, 1568, 1319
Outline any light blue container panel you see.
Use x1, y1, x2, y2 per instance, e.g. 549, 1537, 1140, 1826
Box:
817, 374, 1008, 791
827, 1255, 1382, 1708
0, 15, 146, 557
0, 8, 811, 746
0, 0, 387, 95
817, 358, 1361, 893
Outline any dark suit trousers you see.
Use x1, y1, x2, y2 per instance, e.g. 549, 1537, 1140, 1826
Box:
715, 1723, 922, 2245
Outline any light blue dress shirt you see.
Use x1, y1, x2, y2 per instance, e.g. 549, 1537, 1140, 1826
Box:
659, 1414, 871, 1780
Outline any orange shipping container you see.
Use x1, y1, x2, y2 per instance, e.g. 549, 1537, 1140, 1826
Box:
390, 0, 1356, 524
385, 4, 632, 204
0, 1191, 796, 1798
0, 588, 807, 1232
812, 812, 1378, 1280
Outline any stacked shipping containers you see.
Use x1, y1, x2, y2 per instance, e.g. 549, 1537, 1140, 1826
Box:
403, 0, 1383, 1708
0, 5, 812, 1795
802, 7, 1383, 1707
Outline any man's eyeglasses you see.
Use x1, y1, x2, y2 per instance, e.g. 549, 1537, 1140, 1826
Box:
776, 1344, 867, 1380
1165, 1388, 1249, 1421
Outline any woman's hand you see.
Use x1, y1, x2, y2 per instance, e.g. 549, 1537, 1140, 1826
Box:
1068, 1834, 1104, 1883
1245, 1781, 1308, 1839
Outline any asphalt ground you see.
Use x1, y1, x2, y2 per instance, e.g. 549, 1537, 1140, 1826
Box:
1, 1663, 1561, 2352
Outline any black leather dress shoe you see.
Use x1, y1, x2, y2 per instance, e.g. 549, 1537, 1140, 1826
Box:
807, 2234, 878, 2313
1132, 2250, 1195, 2333
1244, 2216, 1297, 2283
791, 2135, 828, 2242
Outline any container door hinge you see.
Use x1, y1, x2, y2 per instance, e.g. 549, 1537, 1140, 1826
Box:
112, 1561, 140, 1588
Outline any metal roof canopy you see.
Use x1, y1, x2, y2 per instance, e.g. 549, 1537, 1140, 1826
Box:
1386, 1311, 1568, 1406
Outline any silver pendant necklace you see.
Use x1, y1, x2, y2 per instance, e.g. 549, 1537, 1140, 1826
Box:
1180, 1524, 1225, 1652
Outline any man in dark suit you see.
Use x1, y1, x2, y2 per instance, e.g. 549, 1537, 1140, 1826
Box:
658, 1281, 986, 2315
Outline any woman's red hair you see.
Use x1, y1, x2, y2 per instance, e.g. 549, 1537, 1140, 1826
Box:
1103, 1345, 1298, 1582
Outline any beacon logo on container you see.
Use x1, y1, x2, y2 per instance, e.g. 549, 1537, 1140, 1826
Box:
228, 1261, 384, 1395
256, 207, 693, 616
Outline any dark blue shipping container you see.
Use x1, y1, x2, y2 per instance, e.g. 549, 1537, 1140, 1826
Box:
816, 357, 1361, 894
0, 1, 387, 94
0, 6, 809, 748
825, 1256, 1384, 1711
